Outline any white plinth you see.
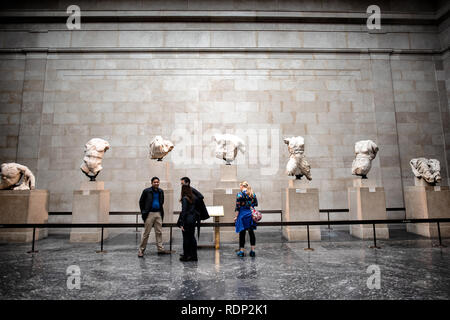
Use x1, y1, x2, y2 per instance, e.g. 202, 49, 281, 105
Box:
213, 164, 240, 242
282, 179, 321, 241
213, 188, 241, 242
0, 190, 49, 243
70, 181, 110, 243
148, 160, 172, 189
348, 178, 389, 239
405, 185, 450, 238
215, 164, 239, 189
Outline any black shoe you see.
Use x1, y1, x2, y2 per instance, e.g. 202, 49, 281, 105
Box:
180, 256, 198, 262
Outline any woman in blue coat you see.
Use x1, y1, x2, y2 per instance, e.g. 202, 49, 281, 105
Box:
234, 181, 258, 257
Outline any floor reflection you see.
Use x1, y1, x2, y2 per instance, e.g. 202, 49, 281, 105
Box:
0, 229, 449, 299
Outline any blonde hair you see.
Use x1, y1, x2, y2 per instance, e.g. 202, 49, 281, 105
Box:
240, 181, 254, 198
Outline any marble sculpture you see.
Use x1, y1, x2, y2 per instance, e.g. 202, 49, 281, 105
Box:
0, 162, 36, 190
80, 138, 110, 181
213, 134, 246, 165
351, 140, 379, 179
410, 158, 441, 185
284, 136, 312, 180
149, 136, 174, 161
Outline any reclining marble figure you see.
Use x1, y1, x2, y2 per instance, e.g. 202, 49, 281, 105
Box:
284, 136, 312, 180
149, 136, 174, 161
80, 138, 110, 181
351, 140, 379, 179
0, 162, 35, 190
410, 158, 441, 185
213, 134, 246, 165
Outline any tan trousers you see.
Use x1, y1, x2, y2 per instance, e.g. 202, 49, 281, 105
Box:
139, 212, 164, 252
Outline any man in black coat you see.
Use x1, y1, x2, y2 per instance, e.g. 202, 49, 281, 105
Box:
138, 176, 169, 257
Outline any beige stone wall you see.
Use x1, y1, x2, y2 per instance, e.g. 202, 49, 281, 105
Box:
443, 52, 450, 180
438, 12, 450, 187
0, 50, 445, 212
0, 0, 448, 213
0, 0, 439, 12
47, 52, 379, 212
0, 55, 25, 163
391, 55, 448, 192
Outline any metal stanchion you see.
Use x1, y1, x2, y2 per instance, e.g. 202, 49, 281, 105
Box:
7, 216, 450, 255
369, 223, 381, 249
304, 224, 314, 251
96, 227, 107, 253
327, 211, 332, 230
169, 226, 173, 252
280, 210, 283, 233
135, 214, 139, 233
433, 221, 447, 248
27, 227, 39, 254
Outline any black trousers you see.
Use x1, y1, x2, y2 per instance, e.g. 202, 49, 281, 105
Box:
239, 228, 256, 248
182, 214, 197, 258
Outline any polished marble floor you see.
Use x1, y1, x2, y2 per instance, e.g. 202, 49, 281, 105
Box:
0, 227, 449, 300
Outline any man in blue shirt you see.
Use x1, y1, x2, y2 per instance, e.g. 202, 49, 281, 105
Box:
138, 176, 168, 257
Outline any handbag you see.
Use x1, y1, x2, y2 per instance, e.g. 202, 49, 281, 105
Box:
251, 207, 262, 222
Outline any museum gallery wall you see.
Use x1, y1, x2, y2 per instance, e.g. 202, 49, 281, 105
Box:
0, 0, 449, 217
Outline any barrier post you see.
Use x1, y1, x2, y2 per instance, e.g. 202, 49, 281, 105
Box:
369, 223, 381, 249
170, 226, 172, 252
304, 224, 314, 251
280, 210, 283, 232
135, 214, 138, 232
96, 227, 107, 253
434, 222, 447, 248
327, 211, 332, 230
27, 227, 39, 254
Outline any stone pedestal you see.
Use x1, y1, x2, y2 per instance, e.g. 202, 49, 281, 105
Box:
148, 160, 172, 189
0, 190, 49, 242
160, 188, 174, 243
213, 164, 240, 242
218, 164, 238, 189
145, 160, 173, 242
348, 178, 389, 239
281, 178, 321, 241
405, 179, 450, 238
70, 181, 110, 242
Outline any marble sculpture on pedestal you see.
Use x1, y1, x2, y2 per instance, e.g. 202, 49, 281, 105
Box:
149, 136, 174, 161
410, 158, 441, 185
213, 134, 246, 165
0, 163, 35, 190
351, 140, 379, 179
80, 138, 110, 181
284, 136, 312, 180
